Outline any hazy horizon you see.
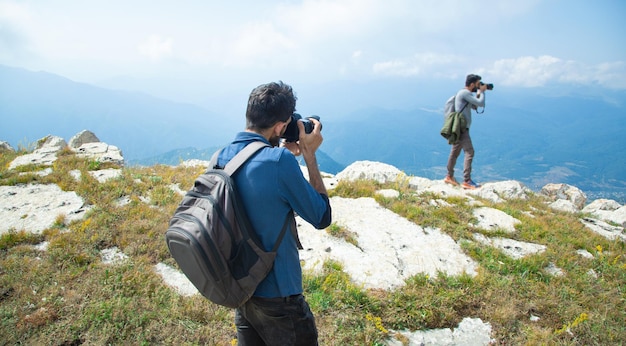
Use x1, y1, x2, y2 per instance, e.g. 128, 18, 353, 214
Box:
1, 0, 625, 117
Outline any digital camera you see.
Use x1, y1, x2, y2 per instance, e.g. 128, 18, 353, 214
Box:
281, 113, 321, 142
480, 82, 494, 90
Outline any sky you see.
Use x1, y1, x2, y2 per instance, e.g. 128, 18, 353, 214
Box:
1, 0, 626, 111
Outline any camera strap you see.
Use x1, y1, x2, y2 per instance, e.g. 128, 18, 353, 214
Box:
474, 93, 486, 114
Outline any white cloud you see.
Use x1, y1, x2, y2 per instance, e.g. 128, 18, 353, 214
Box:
226, 21, 296, 68
485, 56, 626, 89
373, 60, 420, 77
2, 0, 624, 91
486, 56, 562, 87
372, 52, 464, 77
277, 0, 382, 40
593, 61, 626, 89
137, 35, 173, 61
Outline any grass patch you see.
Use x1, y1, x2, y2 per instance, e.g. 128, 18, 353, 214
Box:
326, 223, 359, 247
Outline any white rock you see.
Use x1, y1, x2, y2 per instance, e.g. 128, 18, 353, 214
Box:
0, 141, 15, 152
580, 217, 626, 241
73, 142, 124, 166
586, 269, 598, 279
336, 160, 406, 184
610, 206, 626, 227
530, 315, 541, 322
0, 184, 87, 234
472, 233, 547, 259
540, 183, 587, 210
169, 183, 187, 197
583, 199, 622, 212
582, 199, 626, 227
34, 241, 50, 251
549, 199, 579, 213
473, 207, 521, 233
468, 180, 532, 203
545, 262, 564, 276
68, 130, 100, 148
180, 159, 210, 168
299, 196, 479, 290
376, 189, 400, 198
69, 169, 81, 181
576, 249, 594, 259
89, 168, 122, 183
387, 317, 493, 346
408, 176, 470, 199
101, 247, 129, 265
9, 135, 67, 169
154, 263, 198, 297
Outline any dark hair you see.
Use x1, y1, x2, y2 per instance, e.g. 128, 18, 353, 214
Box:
246, 81, 297, 131
465, 74, 482, 87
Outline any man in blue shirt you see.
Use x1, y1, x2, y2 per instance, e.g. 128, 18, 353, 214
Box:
217, 81, 331, 345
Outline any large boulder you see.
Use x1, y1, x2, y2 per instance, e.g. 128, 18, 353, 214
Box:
73, 142, 124, 166
8, 135, 67, 169
469, 180, 533, 203
582, 199, 625, 226
336, 161, 406, 184
540, 183, 587, 210
0, 141, 15, 153
68, 130, 100, 148
583, 199, 622, 213
548, 199, 580, 213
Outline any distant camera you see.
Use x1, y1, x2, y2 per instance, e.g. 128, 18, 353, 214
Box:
281, 113, 321, 142
480, 82, 494, 90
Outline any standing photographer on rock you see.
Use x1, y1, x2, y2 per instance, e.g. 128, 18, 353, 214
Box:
217, 81, 331, 345
444, 74, 491, 189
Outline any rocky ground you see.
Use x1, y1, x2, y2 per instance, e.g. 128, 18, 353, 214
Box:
1, 131, 625, 345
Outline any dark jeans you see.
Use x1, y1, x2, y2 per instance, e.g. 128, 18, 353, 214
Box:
235, 294, 318, 346
447, 128, 474, 182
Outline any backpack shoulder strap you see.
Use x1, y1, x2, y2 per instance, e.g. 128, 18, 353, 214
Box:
209, 141, 270, 175
459, 100, 469, 113
271, 210, 294, 251
271, 210, 303, 251
210, 141, 303, 250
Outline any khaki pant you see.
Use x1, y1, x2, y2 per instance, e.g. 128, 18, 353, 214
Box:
447, 129, 474, 182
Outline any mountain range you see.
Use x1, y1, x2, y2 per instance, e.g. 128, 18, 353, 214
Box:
1, 64, 625, 202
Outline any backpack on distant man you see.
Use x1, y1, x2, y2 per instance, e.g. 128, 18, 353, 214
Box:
443, 95, 457, 116
165, 141, 294, 308
440, 95, 468, 144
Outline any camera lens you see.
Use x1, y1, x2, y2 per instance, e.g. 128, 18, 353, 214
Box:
280, 114, 321, 142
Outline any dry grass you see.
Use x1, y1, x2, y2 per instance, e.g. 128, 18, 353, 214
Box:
1, 149, 625, 345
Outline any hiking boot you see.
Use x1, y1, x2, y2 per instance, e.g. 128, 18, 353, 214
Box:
462, 180, 480, 190
444, 175, 459, 186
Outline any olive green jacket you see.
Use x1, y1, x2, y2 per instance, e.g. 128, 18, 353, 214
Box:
440, 111, 466, 145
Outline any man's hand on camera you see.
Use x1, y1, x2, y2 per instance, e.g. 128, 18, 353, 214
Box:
298, 117, 323, 158
280, 118, 322, 157
296, 117, 327, 195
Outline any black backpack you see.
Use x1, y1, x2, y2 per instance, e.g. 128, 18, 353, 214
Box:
165, 141, 293, 308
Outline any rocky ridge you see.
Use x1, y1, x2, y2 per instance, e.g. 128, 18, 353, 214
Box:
1, 131, 625, 345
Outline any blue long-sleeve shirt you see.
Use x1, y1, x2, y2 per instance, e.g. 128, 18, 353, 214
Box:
217, 132, 331, 298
